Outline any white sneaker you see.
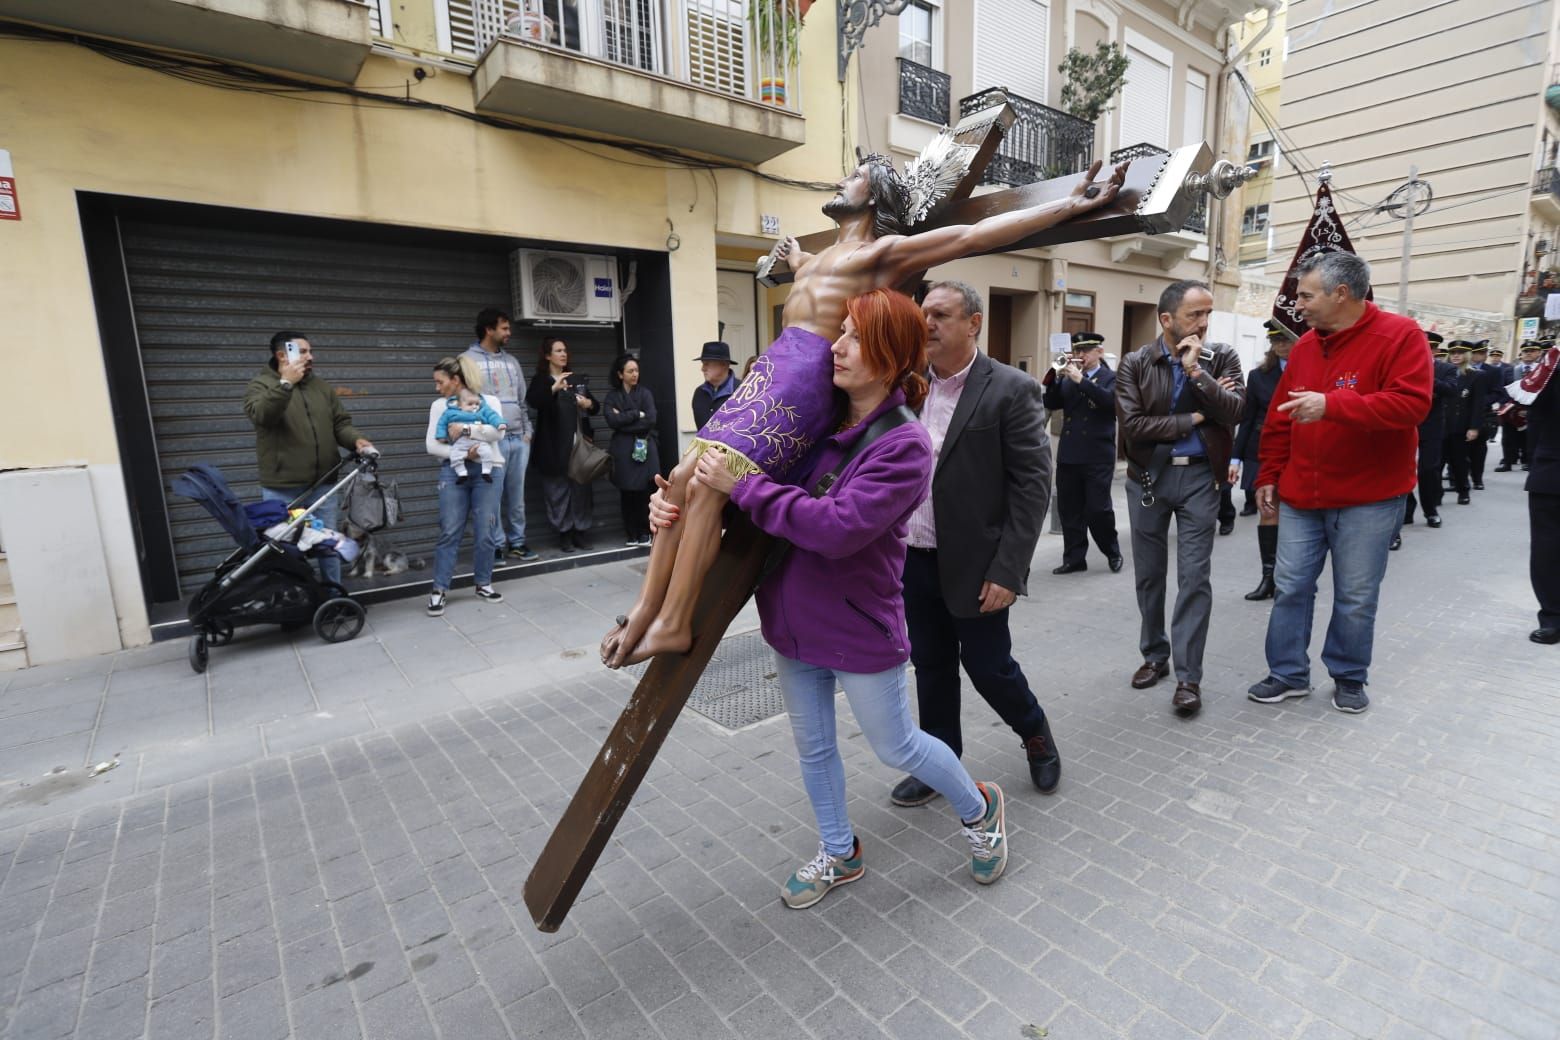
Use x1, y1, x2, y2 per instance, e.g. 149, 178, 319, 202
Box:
474, 585, 503, 603
426, 591, 446, 617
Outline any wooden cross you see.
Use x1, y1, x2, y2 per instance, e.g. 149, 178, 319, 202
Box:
522, 109, 1219, 933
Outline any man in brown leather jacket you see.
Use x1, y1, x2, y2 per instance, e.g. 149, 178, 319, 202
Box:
1115, 280, 1245, 715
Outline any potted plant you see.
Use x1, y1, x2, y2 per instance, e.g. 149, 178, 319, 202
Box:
750, 0, 806, 106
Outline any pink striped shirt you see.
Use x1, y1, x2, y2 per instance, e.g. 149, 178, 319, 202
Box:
905, 352, 977, 548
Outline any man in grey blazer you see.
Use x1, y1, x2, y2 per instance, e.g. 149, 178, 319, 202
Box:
890, 281, 1062, 807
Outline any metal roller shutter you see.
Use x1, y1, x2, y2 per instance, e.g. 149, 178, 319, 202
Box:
120, 219, 625, 597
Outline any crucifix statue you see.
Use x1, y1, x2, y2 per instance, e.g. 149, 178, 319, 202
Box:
524, 96, 1253, 931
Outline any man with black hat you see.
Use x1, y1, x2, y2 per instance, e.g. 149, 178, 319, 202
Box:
1444, 340, 1485, 504
1467, 342, 1501, 488
1402, 329, 1459, 534
1496, 341, 1541, 471
690, 341, 736, 430
1042, 331, 1122, 574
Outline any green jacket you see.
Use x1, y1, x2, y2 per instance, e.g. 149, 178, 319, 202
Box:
243, 368, 364, 488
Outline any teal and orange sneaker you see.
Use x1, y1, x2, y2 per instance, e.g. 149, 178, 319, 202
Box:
781, 839, 864, 909
962, 782, 1008, 885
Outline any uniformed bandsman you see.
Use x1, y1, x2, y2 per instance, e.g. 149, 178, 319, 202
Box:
1042, 331, 1123, 574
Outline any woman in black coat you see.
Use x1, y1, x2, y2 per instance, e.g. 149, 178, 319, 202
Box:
1230, 323, 1291, 600
526, 336, 600, 551
1441, 342, 1486, 505
603, 353, 660, 546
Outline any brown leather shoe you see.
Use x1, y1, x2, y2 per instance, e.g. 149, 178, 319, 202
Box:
1172, 681, 1202, 716
1130, 660, 1170, 689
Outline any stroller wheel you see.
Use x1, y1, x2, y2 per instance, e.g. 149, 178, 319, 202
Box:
189, 634, 209, 673
207, 621, 234, 647
313, 597, 366, 644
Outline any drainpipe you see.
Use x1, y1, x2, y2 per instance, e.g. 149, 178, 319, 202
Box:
1206, 0, 1281, 287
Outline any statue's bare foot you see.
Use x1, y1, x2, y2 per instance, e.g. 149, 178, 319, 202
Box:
606, 610, 662, 669
618, 618, 692, 667
600, 614, 630, 667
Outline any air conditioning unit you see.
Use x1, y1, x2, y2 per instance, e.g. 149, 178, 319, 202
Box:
512, 250, 621, 323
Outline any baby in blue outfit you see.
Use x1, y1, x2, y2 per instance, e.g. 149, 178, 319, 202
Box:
437, 388, 507, 483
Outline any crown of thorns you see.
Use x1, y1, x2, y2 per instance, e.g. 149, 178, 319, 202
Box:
858, 151, 913, 217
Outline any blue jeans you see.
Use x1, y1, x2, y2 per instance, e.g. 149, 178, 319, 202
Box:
260, 485, 342, 587
498, 433, 530, 546
1265, 496, 1403, 688
433, 464, 499, 591
775, 653, 985, 858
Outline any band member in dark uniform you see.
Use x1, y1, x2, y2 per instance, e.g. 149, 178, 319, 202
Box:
1497, 341, 1543, 471
1042, 331, 1123, 574
1443, 340, 1485, 505
1468, 342, 1502, 489
1231, 319, 1291, 598
1403, 330, 1459, 533
1509, 341, 1559, 643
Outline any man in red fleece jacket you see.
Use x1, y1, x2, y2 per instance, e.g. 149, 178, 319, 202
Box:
1247, 253, 1432, 714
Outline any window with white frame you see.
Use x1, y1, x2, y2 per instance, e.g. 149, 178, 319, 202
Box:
899, 1, 937, 68
1257, 47, 1272, 67
976, 0, 1049, 103
1119, 29, 1171, 149
1242, 204, 1270, 235
1183, 69, 1208, 148
1247, 138, 1276, 170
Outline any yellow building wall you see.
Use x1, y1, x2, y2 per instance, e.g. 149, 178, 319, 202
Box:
0, 19, 847, 465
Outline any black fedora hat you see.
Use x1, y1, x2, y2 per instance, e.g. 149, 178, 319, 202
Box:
693, 341, 732, 363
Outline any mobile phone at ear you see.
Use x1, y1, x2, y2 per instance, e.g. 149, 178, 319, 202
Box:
285, 340, 301, 364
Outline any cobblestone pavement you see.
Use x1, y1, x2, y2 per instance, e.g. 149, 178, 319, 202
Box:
1, 473, 1556, 1040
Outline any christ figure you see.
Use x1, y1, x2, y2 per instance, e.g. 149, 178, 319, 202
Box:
599, 155, 1128, 667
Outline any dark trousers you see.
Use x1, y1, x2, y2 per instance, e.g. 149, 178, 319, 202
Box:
1469, 429, 1490, 483
1502, 428, 1526, 466
1057, 462, 1120, 566
902, 548, 1045, 758
1406, 444, 1444, 521
1218, 485, 1236, 526
1533, 492, 1560, 630
1442, 433, 1471, 495
618, 489, 651, 541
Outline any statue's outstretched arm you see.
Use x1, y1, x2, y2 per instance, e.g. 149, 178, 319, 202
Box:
880, 160, 1127, 284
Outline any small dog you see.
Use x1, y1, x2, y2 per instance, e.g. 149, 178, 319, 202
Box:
344, 525, 423, 578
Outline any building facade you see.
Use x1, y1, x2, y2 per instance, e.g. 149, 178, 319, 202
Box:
1260, 0, 1556, 342
0, 0, 840, 667
852, 0, 1271, 374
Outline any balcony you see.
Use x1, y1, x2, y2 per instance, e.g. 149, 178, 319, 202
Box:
1532, 167, 1560, 223
470, 0, 806, 163
1103, 142, 1209, 269
898, 58, 950, 125
959, 89, 1093, 188
0, 0, 372, 83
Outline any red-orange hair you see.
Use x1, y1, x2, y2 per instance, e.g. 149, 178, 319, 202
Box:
844, 289, 929, 410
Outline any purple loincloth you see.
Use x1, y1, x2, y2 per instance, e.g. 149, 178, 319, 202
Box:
694, 326, 835, 481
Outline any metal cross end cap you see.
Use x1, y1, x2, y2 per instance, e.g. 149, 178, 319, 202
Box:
1185, 159, 1259, 201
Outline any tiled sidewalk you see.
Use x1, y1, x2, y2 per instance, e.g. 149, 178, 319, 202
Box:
1, 474, 1555, 1040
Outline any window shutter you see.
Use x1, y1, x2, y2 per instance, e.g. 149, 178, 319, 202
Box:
1120, 44, 1170, 148
975, 0, 1049, 104
442, 0, 522, 57
685, 0, 747, 98
1183, 69, 1208, 147
368, 0, 390, 37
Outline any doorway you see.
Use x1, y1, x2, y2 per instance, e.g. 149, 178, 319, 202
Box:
986, 293, 1012, 364
1064, 290, 1095, 336
716, 269, 759, 371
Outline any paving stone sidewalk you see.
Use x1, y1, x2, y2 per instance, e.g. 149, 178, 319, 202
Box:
1, 474, 1556, 1040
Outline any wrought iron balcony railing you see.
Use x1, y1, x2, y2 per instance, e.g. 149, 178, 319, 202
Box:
958, 89, 1094, 188
1533, 167, 1560, 198
898, 58, 951, 125
1111, 142, 1208, 235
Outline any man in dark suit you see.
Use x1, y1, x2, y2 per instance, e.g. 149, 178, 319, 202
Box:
1042, 331, 1122, 574
1403, 329, 1459, 532
1115, 280, 1245, 716
890, 280, 1061, 807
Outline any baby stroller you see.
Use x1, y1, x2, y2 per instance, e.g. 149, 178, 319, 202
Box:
173, 455, 377, 673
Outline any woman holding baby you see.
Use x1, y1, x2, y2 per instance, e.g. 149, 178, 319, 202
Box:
424, 354, 506, 617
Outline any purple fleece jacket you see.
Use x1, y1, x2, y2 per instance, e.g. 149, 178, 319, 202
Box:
730, 390, 932, 674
